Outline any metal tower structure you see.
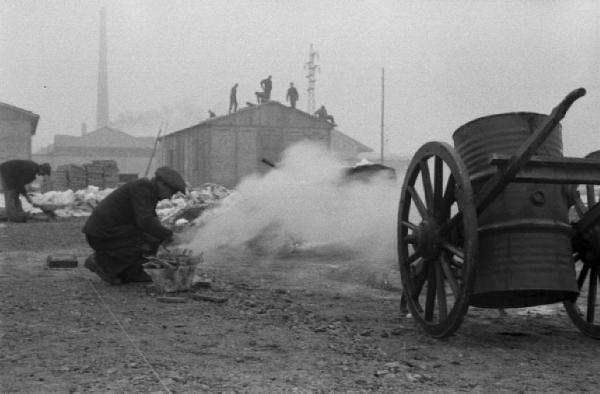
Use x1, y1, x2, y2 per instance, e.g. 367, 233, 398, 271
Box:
96, 7, 109, 129
304, 44, 319, 114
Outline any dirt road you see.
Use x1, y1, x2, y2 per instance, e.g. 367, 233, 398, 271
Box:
2, 218, 600, 393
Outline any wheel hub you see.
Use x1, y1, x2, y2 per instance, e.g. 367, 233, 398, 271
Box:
414, 220, 442, 259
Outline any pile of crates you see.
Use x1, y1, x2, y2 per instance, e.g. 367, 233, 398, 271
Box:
51, 160, 120, 191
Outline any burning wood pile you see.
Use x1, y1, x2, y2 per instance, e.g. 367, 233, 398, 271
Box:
142, 247, 199, 293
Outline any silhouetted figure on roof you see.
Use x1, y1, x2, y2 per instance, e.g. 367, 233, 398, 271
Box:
286, 82, 299, 109
314, 105, 335, 125
260, 75, 272, 100
229, 83, 238, 114
208, 110, 216, 118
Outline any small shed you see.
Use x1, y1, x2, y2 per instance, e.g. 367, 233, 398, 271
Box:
159, 101, 372, 188
0, 102, 40, 191
0, 102, 39, 164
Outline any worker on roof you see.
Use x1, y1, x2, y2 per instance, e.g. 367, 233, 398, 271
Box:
229, 83, 238, 114
0, 159, 51, 222
82, 166, 186, 285
314, 105, 336, 125
260, 75, 272, 100
286, 82, 299, 109
208, 110, 216, 118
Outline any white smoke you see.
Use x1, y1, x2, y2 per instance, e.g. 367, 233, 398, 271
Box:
186, 141, 401, 267
109, 96, 220, 135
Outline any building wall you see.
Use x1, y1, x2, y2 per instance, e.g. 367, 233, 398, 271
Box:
160, 103, 369, 188
32, 151, 156, 177
0, 106, 36, 191
0, 109, 33, 164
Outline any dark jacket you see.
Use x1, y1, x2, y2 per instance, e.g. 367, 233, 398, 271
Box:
82, 178, 173, 243
286, 87, 299, 102
0, 160, 40, 196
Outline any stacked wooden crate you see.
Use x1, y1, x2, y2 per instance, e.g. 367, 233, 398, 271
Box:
53, 164, 86, 191
97, 160, 119, 188
84, 162, 104, 188
51, 161, 119, 191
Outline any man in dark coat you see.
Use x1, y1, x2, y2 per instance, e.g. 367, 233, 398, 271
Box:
229, 83, 238, 114
0, 159, 51, 222
260, 75, 272, 100
82, 166, 186, 285
314, 105, 336, 125
286, 82, 299, 108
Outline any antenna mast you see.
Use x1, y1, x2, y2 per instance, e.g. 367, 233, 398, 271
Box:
380, 67, 385, 164
304, 44, 319, 114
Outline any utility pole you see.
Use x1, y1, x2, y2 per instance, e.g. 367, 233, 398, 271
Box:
304, 44, 319, 114
380, 67, 385, 165
96, 6, 109, 129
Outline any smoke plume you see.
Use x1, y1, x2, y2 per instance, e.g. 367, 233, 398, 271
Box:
186, 141, 401, 273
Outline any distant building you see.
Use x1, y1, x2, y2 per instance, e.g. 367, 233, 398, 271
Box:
0, 102, 39, 163
159, 101, 372, 188
33, 126, 157, 178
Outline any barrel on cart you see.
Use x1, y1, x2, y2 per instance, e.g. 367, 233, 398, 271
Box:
398, 88, 600, 338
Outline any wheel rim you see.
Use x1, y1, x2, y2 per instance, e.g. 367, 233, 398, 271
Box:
398, 141, 478, 338
564, 151, 600, 338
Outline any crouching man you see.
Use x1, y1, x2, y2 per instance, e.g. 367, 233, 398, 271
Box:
82, 167, 186, 285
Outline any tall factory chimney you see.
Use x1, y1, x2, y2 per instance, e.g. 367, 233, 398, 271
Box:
96, 7, 109, 129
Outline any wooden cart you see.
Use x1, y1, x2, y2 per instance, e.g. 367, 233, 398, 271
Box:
398, 88, 600, 338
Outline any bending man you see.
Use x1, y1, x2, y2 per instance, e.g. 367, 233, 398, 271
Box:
0, 159, 51, 222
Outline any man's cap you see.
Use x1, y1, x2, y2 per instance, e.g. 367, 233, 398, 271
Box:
155, 166, 186, 193
39, 163, 51, 176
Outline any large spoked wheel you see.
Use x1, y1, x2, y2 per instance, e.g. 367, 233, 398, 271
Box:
398, 142, 478, 338
564, 151, 600, 338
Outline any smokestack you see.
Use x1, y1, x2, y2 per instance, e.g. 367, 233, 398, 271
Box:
96, 7, 109, 129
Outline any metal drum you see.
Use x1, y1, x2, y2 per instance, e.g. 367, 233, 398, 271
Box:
453, 112, 578, 308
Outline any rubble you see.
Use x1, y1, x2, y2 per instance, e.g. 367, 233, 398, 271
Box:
4, 182, 233, 226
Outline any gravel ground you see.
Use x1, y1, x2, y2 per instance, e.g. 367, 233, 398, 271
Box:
2, 217, 600, 393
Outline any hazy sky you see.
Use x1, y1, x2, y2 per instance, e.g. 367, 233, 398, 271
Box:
2, 0, 599, 157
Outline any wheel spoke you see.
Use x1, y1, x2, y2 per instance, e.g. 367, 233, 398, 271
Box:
425, 263, 436, 321
401, 220, 417, 230
407, 250, 421, 264
440, 253, 460, 296
442, 175, 455, 218
578, 263, 590, 289
420, 160, 434, 210
442, 241, 465, 261
435, 260, 448, 320
408, 185, 431, 221
433, 157, 444, 219
587, 265, 598, 323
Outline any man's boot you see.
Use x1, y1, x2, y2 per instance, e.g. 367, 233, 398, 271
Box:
119, 263, 153, 284
84, 253, 121, 285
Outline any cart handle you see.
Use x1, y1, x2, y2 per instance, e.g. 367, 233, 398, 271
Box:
474, 87, 586, 214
